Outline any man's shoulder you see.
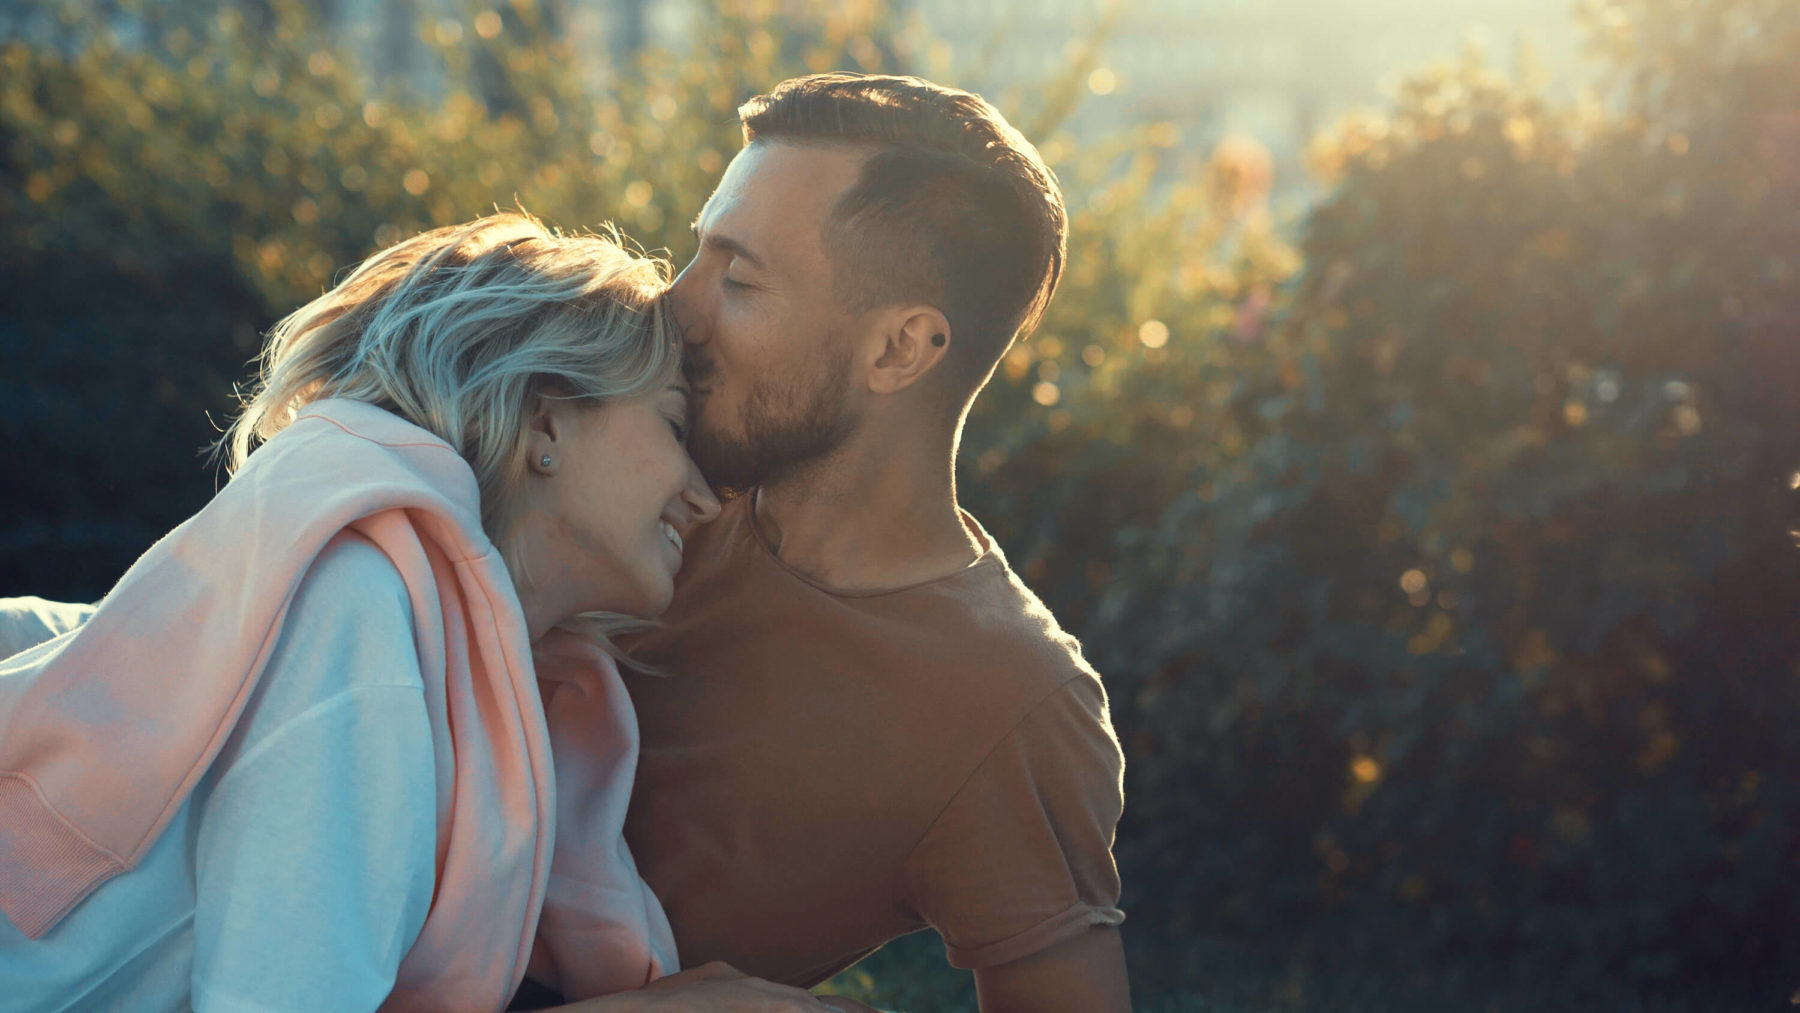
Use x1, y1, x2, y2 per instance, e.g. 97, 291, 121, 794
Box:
938, 538, 1098, 682
869, 543, 1115, 770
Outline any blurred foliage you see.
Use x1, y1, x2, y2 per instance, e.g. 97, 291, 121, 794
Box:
3, 0, 1798, 1000
962, 0, 1800, 997
825, 927, 1719, 1012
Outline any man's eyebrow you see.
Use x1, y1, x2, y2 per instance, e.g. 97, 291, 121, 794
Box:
689, 212, 768, 272
711, 234, 768, 271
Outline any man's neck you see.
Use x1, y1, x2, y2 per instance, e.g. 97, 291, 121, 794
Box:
752, 427, 980, 594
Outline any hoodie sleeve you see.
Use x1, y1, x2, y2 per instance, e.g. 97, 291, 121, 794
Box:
0, 596, 95, 660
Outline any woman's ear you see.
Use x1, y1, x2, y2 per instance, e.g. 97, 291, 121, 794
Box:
867, 306, 952, 395
525, 393, 564, 475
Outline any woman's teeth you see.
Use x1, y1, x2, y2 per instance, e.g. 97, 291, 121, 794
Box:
660, 520, 683, 554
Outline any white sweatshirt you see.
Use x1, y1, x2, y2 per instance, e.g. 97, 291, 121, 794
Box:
0, 533, 437, 1012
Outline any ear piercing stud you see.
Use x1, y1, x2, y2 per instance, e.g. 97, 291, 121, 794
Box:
540, 455, 552, 468
931, 333, 947, 347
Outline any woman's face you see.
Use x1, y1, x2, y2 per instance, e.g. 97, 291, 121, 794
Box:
516, 380, 720, 633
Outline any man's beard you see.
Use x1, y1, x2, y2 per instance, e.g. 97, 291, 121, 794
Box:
686, 345, 857, 497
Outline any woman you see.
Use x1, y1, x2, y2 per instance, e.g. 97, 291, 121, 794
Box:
0, 212, 717, 1010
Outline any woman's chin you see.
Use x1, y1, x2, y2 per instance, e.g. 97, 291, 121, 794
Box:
638, 586, 675, 620
589, 583, 673, 622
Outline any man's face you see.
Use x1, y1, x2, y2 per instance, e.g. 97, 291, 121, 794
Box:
669, 141, 870, 494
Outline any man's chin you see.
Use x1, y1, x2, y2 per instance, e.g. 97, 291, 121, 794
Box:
689, 390, 853, 496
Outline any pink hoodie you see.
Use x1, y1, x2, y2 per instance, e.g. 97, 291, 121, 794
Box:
0, 399, 674, 1010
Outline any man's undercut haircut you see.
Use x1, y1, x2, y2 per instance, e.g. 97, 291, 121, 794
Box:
738, 73, 1067, 394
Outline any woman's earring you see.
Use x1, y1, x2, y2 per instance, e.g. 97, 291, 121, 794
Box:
539, 454, 553, 469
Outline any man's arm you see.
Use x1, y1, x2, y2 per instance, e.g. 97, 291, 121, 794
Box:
527, 961, 877, 1012
903, 674, 1130, 1010
972, 926, 1131, 1013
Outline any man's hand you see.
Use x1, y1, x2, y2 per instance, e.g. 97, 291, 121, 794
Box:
972, 926, 1132, 1013
544, 961, 878, 1012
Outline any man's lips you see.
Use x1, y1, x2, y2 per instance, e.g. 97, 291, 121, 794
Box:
682, 348, 718, 386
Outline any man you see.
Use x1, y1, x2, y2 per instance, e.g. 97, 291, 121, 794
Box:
611, 73, 1131, 1012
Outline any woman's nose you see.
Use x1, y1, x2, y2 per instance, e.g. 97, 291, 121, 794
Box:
680, 460, 721, 527
667, 262, 709, 347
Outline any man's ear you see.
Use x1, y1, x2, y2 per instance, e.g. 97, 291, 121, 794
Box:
866, 306, 952, 395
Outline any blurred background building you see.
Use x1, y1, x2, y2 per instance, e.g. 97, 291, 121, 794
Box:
318, 0, 1592, 205
920, 0, 1588, 183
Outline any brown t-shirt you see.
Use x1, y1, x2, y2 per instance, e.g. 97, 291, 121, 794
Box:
618, 495, 1125, 987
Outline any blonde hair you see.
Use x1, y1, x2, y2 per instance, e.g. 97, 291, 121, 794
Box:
224, 211, 680, 640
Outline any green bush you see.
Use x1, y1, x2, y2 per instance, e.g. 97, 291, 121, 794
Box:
4, 0, 1796, 999
961, 0, 1800, 995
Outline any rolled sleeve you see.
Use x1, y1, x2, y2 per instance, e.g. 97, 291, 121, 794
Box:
903, 675, 1126, 970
